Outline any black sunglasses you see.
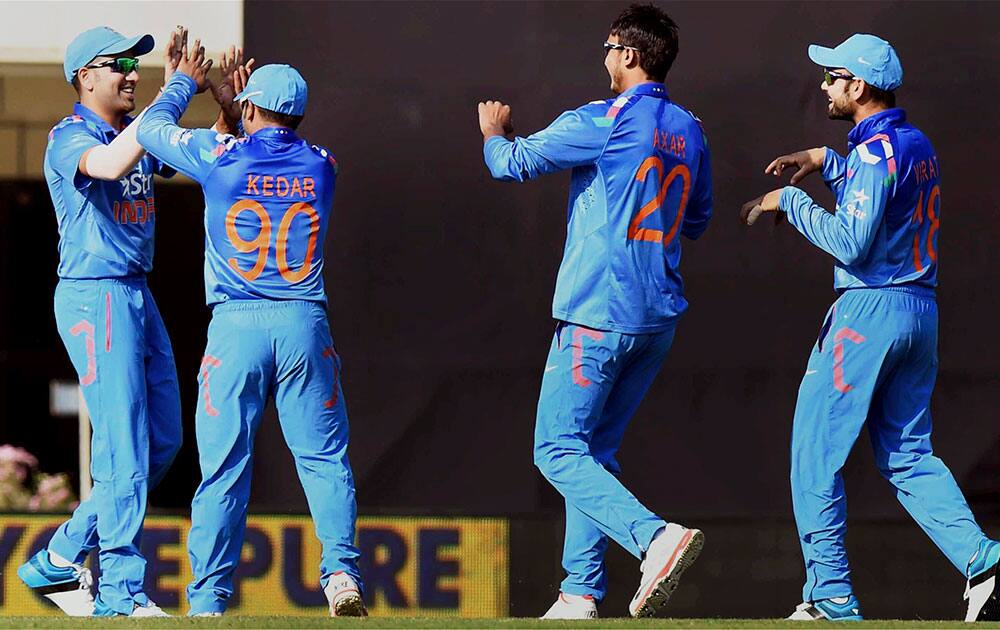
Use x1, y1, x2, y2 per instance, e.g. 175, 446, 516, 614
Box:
824, 70, 856, 86
85, 57, 140, 75
604, 41, 640, 54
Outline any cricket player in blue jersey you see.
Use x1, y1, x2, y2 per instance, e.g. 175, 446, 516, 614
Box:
741, 34, 1000, 622
479, 5, 711, 619
136, 47, 366, 617
16, 26, 194, 618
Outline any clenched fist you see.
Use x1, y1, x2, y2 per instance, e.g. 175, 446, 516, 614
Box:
478, 100, 514, 139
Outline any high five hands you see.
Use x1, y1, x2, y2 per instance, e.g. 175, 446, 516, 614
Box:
741, 148, 825, 226
176, 36, 214, 93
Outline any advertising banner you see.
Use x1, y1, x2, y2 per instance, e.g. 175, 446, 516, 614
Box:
0, 514, 508, 617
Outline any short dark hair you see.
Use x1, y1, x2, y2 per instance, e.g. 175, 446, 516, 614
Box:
867, 85, 896, 108
610, 4, 679, 81
71, 74, 81, 93
257, 106, 303, 130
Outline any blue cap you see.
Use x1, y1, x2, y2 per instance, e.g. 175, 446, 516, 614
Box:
64, 26, 155, 84
808, 33, 903, 91
235, 64, 308, 116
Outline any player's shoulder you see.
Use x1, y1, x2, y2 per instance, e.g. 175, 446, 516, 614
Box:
48, 114, 99, 144
568, 96, 621, 129
307, 142, 339, 174
849, 132, 895, 168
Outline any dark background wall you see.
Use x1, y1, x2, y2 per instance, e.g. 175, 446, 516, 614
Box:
2, 0, 999, 619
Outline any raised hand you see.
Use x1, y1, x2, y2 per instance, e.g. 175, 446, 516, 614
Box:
211, 45, 244, 125
233, 57, 257, 103
764, 148, 826, 185
478, 100, 514, 139
163, 26, 187, 85
177, 37, 214, 94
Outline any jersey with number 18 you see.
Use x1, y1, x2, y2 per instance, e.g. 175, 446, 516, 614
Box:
137, 73, 336, 306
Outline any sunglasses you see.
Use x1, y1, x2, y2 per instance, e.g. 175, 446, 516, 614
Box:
85, 57, 140, 75
824, 70, 856, 86
604, 41, 640, 54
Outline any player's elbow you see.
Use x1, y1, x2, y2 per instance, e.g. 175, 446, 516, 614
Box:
835, 244, 865, 266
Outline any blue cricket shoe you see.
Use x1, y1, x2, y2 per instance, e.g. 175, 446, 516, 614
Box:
788, 595, 863, 621
966, 539, 1000, 621
17, 549, 95, 616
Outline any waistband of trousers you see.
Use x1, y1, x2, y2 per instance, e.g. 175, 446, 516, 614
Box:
57, 274, 147, 288
838, 283, 936, 300
211, 298, 325, 313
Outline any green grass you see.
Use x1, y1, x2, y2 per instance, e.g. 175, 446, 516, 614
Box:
0, 619, 993, 629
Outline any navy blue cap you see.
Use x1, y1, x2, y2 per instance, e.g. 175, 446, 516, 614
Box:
64, 26, 154, 84
808, 33, 903, 91
235, 64, 308, 116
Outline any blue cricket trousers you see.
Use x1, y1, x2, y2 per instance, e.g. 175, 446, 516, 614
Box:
49, 276, 182, 614
186, 300, 361, 615
791, 286, 989, 602
534, 321, 675, 601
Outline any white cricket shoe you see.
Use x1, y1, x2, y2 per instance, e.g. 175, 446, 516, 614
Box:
965, 540, 1000, 621
131, 599, 170, 617
629, 523, 704, 618
324, 571, 367, 617
541, 592, 598, 619
16, 550, 95, 616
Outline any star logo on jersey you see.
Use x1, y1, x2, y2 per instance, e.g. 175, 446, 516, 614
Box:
851, 189, 870, 205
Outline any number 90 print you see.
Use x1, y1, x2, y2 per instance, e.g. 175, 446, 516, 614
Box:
225, 200, 320, 283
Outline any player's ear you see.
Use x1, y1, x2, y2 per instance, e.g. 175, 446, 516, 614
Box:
77, 68, 94, 93
624, 48, 641, 71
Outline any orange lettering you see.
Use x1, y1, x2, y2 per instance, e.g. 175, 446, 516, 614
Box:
122, 201, 136, 224
134, 200, 147, 224
246, 174, 260, 195
145, 198, 156, 223
262, 176, 274, 196
290, 178, 303, 197
276, 176, 289, 197
303, 178, 315, 196
113, 201, 120, 223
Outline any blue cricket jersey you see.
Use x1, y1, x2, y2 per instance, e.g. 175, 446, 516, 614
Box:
137, 73, 336, 306
483, 82, 712, 333
45, 104, 174, 279
780, 108, 940, 290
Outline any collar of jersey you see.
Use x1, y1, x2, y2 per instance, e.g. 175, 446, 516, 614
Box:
619, 82, 669, 100
72, 103, 133, 139
250, 126, 300, 142
848, 107, 906, 147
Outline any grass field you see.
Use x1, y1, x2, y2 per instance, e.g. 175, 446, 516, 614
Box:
0, 619, 995, 629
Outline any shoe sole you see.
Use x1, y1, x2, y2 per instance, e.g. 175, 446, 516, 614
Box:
632, 529, 705, 618
333, 593, 368, 617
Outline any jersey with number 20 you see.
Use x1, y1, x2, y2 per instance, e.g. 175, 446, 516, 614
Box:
138, 73, 336, 306
483, 82, 713, 334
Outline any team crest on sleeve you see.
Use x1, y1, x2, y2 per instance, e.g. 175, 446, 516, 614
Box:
170, 129, 193, 146
854, 133, 897, 186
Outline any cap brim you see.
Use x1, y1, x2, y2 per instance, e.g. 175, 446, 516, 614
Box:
98, 33, 155, 58
234, 88, 262, 103
807, 44, 843, 69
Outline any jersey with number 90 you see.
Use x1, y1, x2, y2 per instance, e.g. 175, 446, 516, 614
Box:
138, 73, 337, 305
